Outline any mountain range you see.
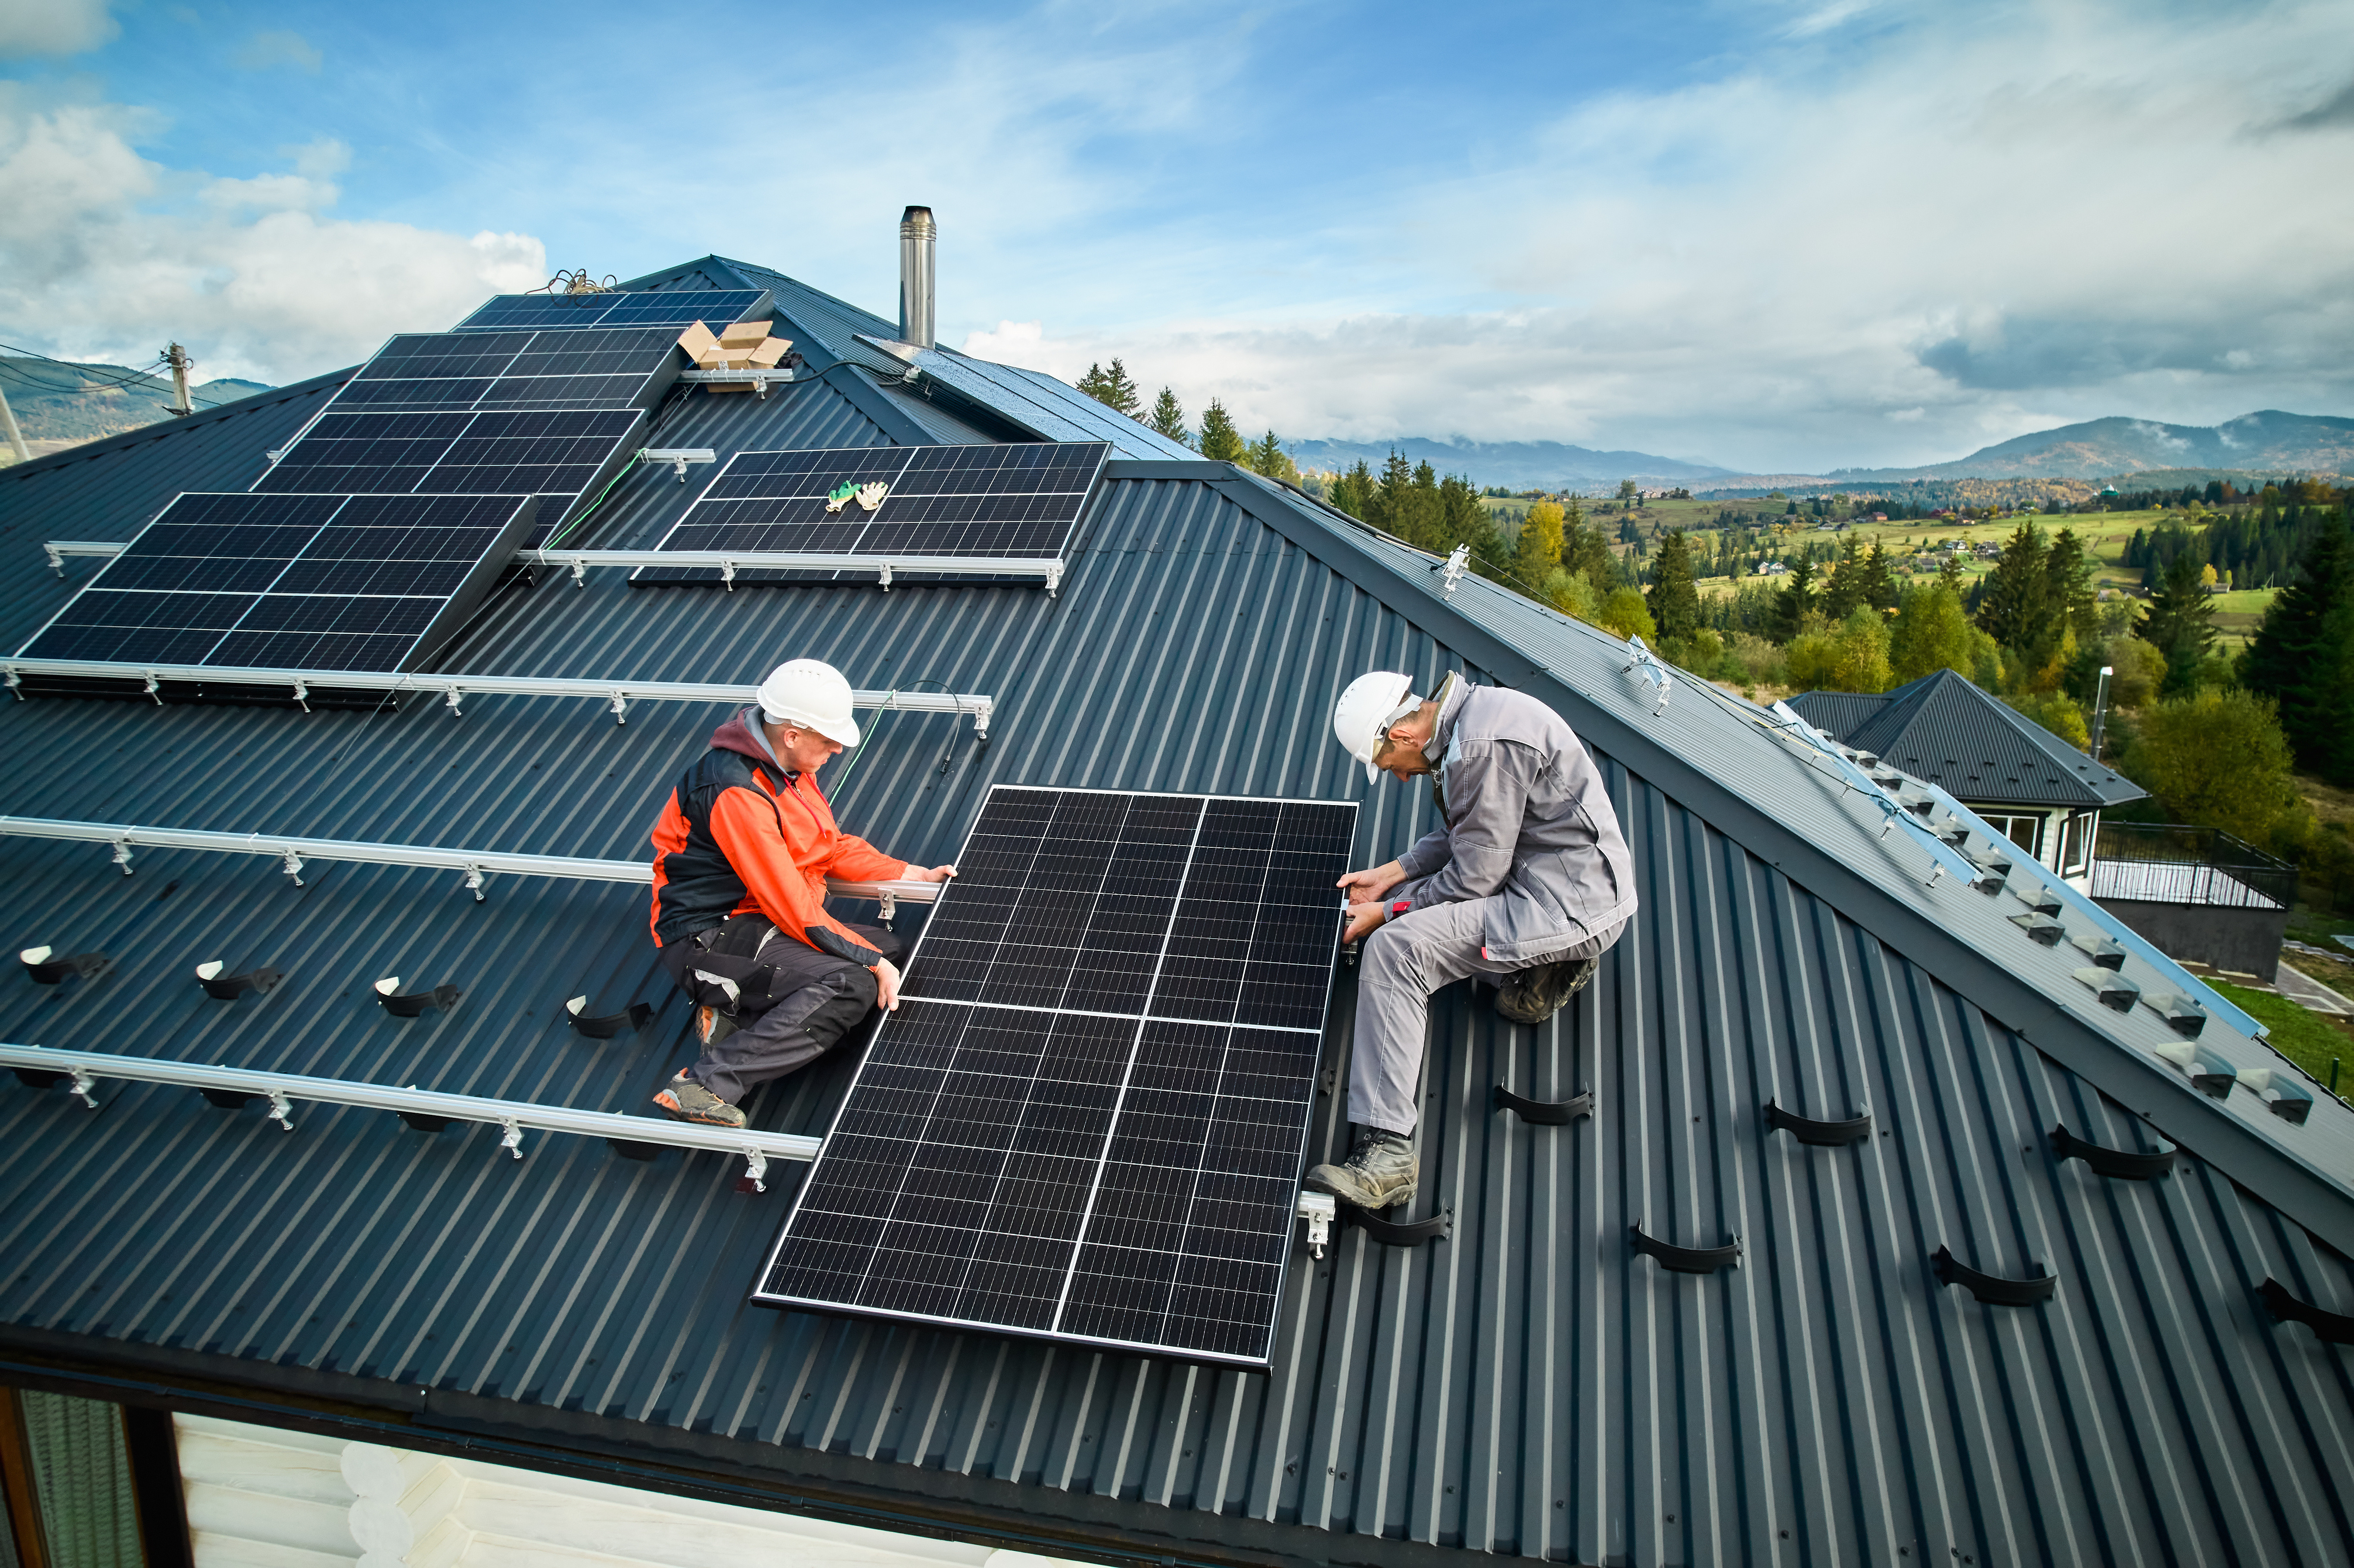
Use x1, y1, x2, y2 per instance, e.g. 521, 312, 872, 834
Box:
1288, 411, 2353, 492
0, 358, 271, 461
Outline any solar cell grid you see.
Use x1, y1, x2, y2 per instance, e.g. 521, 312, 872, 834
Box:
754, 786, 1355, 1365
638, 441, 1112, 584
254, 409, 642, 498
450, 287, 768, 333
15, 492, 536, 673
341, 327, 685, 413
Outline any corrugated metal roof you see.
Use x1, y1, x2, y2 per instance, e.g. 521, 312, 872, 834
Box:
3, 303, 2353, 1567
1787, 670, 2146, 810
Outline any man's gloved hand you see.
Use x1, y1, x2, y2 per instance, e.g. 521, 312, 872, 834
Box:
1342, 901, 1389, 943
1336, 860, 1407, 903
906, 864, 958, 884
873, 956, 903, 1011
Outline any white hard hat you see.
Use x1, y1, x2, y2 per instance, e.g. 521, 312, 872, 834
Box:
1332, 670, 1418, 782
758, 658, 861, 747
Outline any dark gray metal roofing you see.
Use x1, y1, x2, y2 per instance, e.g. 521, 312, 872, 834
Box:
2, 271, 2351, 1568
1787, 670, 2147, 810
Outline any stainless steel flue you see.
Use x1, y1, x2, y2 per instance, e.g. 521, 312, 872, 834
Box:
898, 206, 936, 350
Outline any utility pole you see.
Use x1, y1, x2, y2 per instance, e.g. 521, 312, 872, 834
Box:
165, 342, 193, 416
2088, 665, 2113, 762
0, 382, 28, 464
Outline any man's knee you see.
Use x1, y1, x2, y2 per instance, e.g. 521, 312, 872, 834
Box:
1361, 920, 1423, 988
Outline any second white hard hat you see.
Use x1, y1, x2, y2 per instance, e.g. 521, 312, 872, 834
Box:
758, 658, 861, 747
1332, 670, 1419, 782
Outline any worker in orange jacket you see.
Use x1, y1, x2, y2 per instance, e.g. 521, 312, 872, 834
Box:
646, 659, 954, 1127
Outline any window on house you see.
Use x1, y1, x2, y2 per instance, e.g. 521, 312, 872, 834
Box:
1980, 813, 2044, 859
2058, 810, 2096, 875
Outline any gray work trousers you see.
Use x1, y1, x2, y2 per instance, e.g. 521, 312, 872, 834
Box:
659, 918, 902, 1103
1350, 897, 1626, 1135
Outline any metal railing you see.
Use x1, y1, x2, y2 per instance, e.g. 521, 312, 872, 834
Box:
2091, 822, 2298, 912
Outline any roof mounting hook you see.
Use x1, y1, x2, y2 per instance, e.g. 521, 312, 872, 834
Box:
443, 688, 465, 717
266, 1090, 296, 1132
878, 561, 893, 593
143, 672, 163, 706
69, 1069, 100, 1110
110, 837, 134, 875
280, 849, 305, 887
44, 543, 65, 576
569, 558, 588, 588
461, 865, 487, 903
4, 667, 21, 700
972, 698, 993, 742
1440, 544, 1470, 597
607, 691, 629, 725
498, 1117, 524, 1159
290, 678, 310, 713
721, 559, 738, 592
740, 1148, 769, 1193
1046, 561, 1064, 598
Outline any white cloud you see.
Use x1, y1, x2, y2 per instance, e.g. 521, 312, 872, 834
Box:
0, 0, 117, 57
0, 86, 545, 385
233, 28, 321, 74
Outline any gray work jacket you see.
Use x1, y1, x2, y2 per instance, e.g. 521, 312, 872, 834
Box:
1392, 677, 1638, 962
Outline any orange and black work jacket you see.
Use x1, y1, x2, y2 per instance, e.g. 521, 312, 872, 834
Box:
648, 708, 907, 963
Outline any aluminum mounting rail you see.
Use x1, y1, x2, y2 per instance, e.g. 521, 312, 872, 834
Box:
0, 1044, 820, 1188
0, 816, 941, 918
1, 659, 993, 734
523, 548, 1065, 595
40, 541, 125, 575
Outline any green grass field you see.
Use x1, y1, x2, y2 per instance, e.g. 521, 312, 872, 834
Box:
2210, 981, 2354, 1103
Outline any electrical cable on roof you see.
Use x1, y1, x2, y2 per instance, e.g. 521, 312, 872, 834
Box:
829, 678, 958, 807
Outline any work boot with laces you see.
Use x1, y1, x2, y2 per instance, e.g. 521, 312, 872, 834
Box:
1494, 955, 1598, 1025
1305, 1127, 1418, 1210
652, 1070, 746, 1129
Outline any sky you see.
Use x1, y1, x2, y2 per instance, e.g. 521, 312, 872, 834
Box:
2, 0, 2350, 474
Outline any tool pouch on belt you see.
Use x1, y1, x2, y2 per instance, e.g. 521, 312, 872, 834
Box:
674, 915, 793, 1017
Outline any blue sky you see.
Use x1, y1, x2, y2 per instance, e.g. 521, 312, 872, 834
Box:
3, 0, 2350, 472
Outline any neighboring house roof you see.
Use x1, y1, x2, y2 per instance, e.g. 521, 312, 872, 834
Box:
1788, 668, 2148, 809
1, 265, 2350, 1568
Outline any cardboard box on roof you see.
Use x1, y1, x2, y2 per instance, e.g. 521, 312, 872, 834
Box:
677, 321, 719, 362
747, 337, 791, 368
717, 319, 773, 349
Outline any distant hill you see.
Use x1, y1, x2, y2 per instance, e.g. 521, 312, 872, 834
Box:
1286, 436, 1733, 492
0, 358, 272, 462
1825, 411, 2354, 482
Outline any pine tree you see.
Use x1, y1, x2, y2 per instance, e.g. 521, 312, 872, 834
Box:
2044, 527, 2098, 641
1821, 534, 1865, 621
1148, 387, 1190, 448
2136, 551, 2217, 693
1083, 357, 1141, 417
1246, 430, 1300, 485
1366, 448, 1414, 537
1515, 501, 1565, 585
1771, 555, 1818, 641
1198, 398, 1246, 463
1975, 521, 2050, 652
1854, 539, 1898, 611
1649, 529, 1701, 643
1329, 459, 1375, 519
2243, 515, 2354, 782
1939, 551, 1964, 592
1560, 497, 1613, 587
1438, 473, 1501, 577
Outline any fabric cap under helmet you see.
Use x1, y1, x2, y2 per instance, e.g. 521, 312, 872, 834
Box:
758, 658, 861, 747
1331, 670, 1419, 782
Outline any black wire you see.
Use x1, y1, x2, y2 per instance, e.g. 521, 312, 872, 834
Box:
0, 342, 234, 408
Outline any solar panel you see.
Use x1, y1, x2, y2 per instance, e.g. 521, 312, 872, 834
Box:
253, 409, 644, 501
15, 492, 538, 674
750, 786, 1357, 1366
450, 288, 769, 333
334, 327, 685, 412
636, 441, 1112, 585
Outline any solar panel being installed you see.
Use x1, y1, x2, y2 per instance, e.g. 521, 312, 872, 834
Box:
752, 786, 1356, 1365
636, 442, 1112, 584
333, 327, 686, 412
252, 409, 645, 500
451, 289, 770, 333
14, 492, 538, 675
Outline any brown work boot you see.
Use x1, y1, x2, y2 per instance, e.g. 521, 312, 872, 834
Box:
1305, 1127, 1418, 1210
652, 1070, 745, 1128
1495, 956, 1597, 1025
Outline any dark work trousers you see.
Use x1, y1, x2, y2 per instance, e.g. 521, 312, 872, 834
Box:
658, 915, 905, 1103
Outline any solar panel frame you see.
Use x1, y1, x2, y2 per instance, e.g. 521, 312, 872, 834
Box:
13, 492, 540, 675
750, 785, 1356, 1366
448, 288, 770, 333
251, 408, 645, 529
336, 327, 687, 413
636, 441, 1113, 585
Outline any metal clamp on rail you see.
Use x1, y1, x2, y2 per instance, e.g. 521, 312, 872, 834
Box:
1493, 1083, 1592, 1124
1631, 1222, 1741, 1274
1763, 1098, 1873, 1146
1931, 1244, 2055, 1307
2049, 1122, 2177, 1180
0, 1043, 821, 1191
640, 447, 716, 481
1296, 1191, 1335, 1258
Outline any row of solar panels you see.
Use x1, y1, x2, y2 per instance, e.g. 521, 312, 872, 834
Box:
16, 289, 1118, 678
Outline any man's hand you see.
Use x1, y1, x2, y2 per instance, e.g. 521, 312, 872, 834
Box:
873, 956, 903, 1011
906, 864, 957, 884
1342, 901, 1389, 944
1337, 861, 1407, 903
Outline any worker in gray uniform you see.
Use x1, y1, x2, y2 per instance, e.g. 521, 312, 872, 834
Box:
1307, 669, 1636, 1210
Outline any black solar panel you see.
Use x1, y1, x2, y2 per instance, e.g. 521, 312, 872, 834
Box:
636, 441, 1112, 585
336, 327, 683, 412
16, 492, 538, 673
252, 409, 643, 500
751, 786, 1356, 1366
450, 288, 769, 333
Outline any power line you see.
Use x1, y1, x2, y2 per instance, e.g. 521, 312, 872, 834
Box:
0, 342, 237, 409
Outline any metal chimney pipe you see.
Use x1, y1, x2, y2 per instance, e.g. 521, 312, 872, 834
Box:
898, 206, 936, 350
